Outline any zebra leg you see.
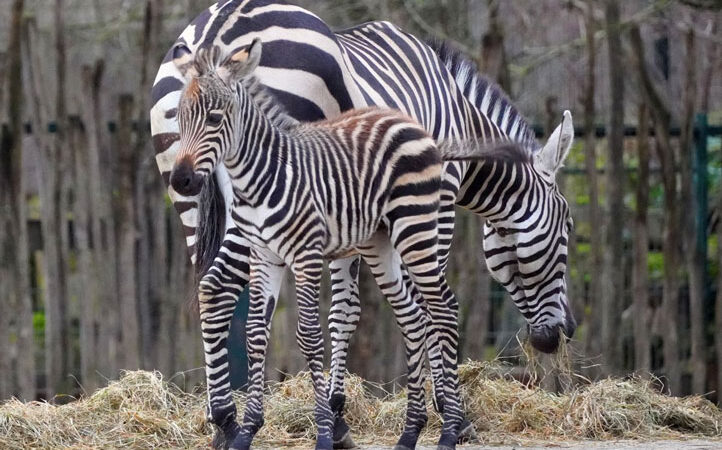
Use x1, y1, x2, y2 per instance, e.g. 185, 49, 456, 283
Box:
327, 256, 361, 449
292, 253, 334, 450
430, 180, 479, 444
356, 235, 428, 450
232, 250, 285, 450
387, 215, 463, 450
198, 228, 251, 449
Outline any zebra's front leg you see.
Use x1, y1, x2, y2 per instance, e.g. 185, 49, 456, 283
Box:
327, 256, 361, 449
292, 253, 334, 450
356, 236, 429, 450
198, 228, 251, 449
231, 250, 285, 450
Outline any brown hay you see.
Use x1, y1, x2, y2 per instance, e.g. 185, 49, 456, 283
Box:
2, 363, 722, 449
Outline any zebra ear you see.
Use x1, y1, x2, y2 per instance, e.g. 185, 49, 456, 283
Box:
172, 43, 198, 82
219, 37, 263, 86
535, 110, 574, 179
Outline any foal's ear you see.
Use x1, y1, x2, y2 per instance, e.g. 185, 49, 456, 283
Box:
172, 43, 199, 82
535, 110, 574, 180
218, 38, 263, 86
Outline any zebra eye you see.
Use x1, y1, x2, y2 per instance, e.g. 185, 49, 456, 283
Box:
496, 227, 511, 238
206, 112, 223, 126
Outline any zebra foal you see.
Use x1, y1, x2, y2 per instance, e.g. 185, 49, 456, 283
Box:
168, 39, 521, 450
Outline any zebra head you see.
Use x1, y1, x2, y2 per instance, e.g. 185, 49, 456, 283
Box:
169, 39, 263, 196
483, 111, 577, 354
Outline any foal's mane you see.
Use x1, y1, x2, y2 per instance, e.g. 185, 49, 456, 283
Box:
192, 45, 299, 132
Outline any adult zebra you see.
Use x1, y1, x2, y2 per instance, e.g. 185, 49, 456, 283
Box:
150, 1, 577, 448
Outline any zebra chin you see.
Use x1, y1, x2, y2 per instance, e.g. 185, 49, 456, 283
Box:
528, 317, 577, 354
170, 160, 206, 197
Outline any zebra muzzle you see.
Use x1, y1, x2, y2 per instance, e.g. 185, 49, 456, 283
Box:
528, 320, 575, 354
170, 159, 205, 196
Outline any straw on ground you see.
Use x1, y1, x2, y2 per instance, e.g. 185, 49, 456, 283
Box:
1, 361, 721, 449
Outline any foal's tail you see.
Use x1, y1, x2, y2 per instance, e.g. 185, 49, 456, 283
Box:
438, 139, 531, 163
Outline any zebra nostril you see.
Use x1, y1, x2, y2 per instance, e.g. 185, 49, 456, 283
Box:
170, 160, 202, 196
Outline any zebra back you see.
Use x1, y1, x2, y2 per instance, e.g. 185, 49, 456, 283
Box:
426, 40, 541, 154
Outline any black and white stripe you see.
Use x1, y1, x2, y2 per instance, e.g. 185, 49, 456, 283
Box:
168, 41, 518, 449
149, 1, 577, 448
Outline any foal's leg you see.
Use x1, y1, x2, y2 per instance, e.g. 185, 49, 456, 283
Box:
232, 250, 285, 450
292, 251, 334, 450
429, 170, 479, 443
327, 256, 361, 448
355, 235, 429, 450
386, 211, 463, 450
197, 227, 251, 448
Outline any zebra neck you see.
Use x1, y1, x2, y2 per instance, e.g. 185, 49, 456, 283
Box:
471, 159, 542, 223
225, 100, 291, 202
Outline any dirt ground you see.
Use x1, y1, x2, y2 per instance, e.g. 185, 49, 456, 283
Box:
356, 440, 722, 449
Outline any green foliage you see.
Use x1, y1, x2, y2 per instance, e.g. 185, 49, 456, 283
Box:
27, 195, 41, 220
566, 140, 586, 167
709, 235, 719, 281
575, 193, 590, 206
576, 242, 590, 256
647, 251, 664, 281
33, 311, 45, 346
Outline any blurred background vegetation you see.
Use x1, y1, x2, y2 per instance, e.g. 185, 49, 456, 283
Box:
1, 0, 721, 404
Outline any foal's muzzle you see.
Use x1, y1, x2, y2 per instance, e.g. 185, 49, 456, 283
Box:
170, 159, 204, 196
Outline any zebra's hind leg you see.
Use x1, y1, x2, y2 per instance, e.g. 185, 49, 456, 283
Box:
292, 252, 334, 450
356, 234, 429, 450
327, 256, 361, 449
231, 250, 285, 450
197, 229, 251, 449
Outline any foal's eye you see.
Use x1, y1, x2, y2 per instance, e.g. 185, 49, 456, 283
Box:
206, 112, 223, 126
496, 228, 511, 238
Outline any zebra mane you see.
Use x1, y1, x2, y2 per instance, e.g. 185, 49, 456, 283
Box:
191, 46, 299, 132
426, 39, 540, 153
240, 75, 300, 132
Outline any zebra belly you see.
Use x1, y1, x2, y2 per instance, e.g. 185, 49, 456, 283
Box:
320, 205, 386, 259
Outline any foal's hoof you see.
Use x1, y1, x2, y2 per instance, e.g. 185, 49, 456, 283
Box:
211, 430, 229, 450
333, 429, 357, 449
316, 434, 334, 450
212, 423, 241, 450
457, 419, 479, 444
228, 435, 252, 450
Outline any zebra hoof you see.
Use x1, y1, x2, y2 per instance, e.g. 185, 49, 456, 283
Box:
228, 434, 252, 450
333, 430, 357, 449
392, 446, 414, 450
212, 422, 241, 450
457, 419, 479, 444
211, 429, 228, 450
316, 434, 334, 450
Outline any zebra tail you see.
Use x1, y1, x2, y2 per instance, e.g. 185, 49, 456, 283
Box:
438, 139, 530, 163
190, 172, 226, 312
